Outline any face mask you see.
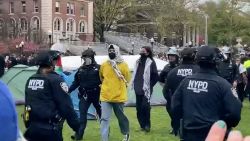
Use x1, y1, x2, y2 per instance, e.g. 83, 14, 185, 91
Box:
140, 53, 147, 58
84, 58, 92, 65
109, 53, 116, 60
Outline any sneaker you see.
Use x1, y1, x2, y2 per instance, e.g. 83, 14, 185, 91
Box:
122, 134, 130, 141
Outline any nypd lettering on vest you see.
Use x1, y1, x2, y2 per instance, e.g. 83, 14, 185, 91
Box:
187, 80, 208, 93
28, 79, 44, 90
177, 69, 193, 77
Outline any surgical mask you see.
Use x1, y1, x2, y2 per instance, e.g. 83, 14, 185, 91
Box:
109, 53, 116, 60
84, 58, 92, 65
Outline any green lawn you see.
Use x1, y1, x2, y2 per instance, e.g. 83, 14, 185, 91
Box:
17, 102, 250, 141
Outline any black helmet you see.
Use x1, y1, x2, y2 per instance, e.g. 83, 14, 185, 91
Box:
81, 48, 96, 58
196, 46, 216, 64
35, 50, 60, 67
181, 47, 196, 60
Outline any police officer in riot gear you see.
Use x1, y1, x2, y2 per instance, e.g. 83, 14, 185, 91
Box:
159, 47, 179, 134
166, 47, 199, 135
172, 46, 241, 141
24, 50, 80, 141
217, 46, 239, 86
69, 48, 102, 140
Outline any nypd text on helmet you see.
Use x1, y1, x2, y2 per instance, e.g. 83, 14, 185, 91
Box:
187, 80, 208, 93
177, 69, 192, 77
28, 79, 44, 90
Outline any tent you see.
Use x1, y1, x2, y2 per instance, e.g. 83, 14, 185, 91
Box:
0, 65, 96, 119
1, 55, 168, 119
62, 55, 168, 106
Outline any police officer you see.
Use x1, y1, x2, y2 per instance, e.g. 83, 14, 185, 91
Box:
166, 47, 199, 135
172, 46, 241, 141
217, 46, 239, 87
165, 48, 199, 135
159, 47, 179, 134
69, 48, 102, 140
24, 50, 80, 141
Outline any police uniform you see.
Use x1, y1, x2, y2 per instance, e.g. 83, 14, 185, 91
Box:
159, 47, 179, 133
24, 51, 80, 141
166, 48, 199, 135
217, 60, 239, 84
172, 46, 241, 141
217, 47, 239, 84
69, 48, 101, 140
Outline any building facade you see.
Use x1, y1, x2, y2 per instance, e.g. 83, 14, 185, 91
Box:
0, 0, 94, 44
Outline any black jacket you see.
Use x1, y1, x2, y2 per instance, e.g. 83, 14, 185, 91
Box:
172, 68, 241, 131
134, 58, 159, 95
217, 60, 239, 84
69, 64, 101, 93
25, 72, 79, 132
167, 63, 199, 95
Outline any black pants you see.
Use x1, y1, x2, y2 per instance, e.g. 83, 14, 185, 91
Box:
24, 122, 63, 141
237, 83, 245, 102
163, 90, 174, 129
135, 94, 151, 129
183, 128, 209, 141
78, 92, 101, 137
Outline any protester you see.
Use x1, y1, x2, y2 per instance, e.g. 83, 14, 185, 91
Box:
131, 46, 159, 132
99, 45, 131, 141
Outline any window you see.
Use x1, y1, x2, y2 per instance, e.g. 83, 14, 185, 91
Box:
54, 18, 61, 31
80, 7, 84, 16
55, 2, 60, 13
21, 18, 28, 31
66, 19, 74, 32
32, 17, 39, 30
22, 1, 26, 13
67, 3, 70, 14
33, 0, 38, 12
10, 2, 14, 14
79, 21, 85, 33
70, 4, 74, 14
0, 20, 4, 30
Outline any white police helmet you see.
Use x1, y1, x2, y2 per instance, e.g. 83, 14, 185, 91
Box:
167, 47, 179, 57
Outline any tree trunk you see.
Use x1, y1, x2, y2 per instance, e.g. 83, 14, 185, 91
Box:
99, 24, 105, 42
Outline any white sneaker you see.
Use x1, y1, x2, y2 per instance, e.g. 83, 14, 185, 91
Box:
122, 134, 130, 141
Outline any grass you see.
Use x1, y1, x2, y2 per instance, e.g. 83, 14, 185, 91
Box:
17, 101, 250, 141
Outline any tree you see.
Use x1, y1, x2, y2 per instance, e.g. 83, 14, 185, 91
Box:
200, 0, 250, 46
94, 0, 132, 42
154, 0, 199, 45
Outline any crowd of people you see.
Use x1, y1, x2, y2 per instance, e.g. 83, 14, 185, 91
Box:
1, 44, 250, 141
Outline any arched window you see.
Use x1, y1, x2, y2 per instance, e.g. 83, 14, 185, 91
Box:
66, 19, 75, 32
54, 18, 62, 31
0, 19, 4, 30
31, 17, 40, 30
21, 18, 28, 31
79, 21, 85, 33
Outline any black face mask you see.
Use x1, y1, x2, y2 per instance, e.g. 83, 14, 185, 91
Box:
109, 53, 116, 60
140, 53, 147, 58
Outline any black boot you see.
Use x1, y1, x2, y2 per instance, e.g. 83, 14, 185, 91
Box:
71, 125, 84, 140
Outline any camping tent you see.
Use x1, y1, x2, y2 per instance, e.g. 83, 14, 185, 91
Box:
62, 55, 168, 106
1, 55, 168, 118
0, 65, 96, 119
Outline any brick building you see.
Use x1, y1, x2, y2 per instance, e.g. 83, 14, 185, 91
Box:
0, 0, 94, 45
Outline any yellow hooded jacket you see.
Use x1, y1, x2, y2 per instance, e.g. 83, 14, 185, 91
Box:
99, 60, 131, 103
